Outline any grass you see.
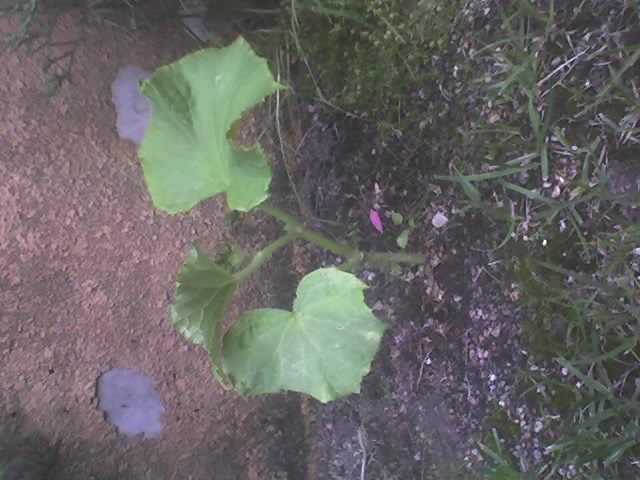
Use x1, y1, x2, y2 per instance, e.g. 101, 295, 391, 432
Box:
437, 0, 640, 478
514, 225, 640, 476
283, 0, 462, 118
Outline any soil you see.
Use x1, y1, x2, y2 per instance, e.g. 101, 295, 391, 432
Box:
287, 77, 529, 479
607, 154, 640, 221
0, 11, 306, 480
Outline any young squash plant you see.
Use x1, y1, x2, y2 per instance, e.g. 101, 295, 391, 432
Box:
137, 37, 425, 403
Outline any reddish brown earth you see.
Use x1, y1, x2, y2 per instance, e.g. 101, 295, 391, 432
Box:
0, 14, 306, 480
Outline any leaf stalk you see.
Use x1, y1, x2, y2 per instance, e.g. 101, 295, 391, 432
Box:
258, 201, 425, 271
235, 232, 298, 281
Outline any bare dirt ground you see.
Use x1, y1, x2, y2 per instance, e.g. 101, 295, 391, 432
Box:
0, 13, 306, 480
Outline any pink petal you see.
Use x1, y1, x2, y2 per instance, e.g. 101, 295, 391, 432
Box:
369, 209, 384, 233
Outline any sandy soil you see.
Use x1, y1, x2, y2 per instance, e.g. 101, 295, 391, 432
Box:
0, 12, 305, 480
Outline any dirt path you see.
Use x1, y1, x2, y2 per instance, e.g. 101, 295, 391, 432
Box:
0, 15, 305, 480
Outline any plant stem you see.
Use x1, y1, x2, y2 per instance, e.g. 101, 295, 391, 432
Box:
235, 232, 298, 281
258, 201, 356, 259
258, 201, 426, 270
364, 252, 426, 267
338, 252, 366, 272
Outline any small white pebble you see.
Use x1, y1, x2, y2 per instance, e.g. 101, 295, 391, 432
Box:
559, 219, 567, 232
431, 212, 449, 229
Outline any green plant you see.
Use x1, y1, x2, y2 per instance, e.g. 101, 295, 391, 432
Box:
285, 0, 460, 115
476, 429, 533, 480
136, 37, 425, 403
390, 211, 415, 249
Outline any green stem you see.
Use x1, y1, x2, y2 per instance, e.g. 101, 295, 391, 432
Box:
234, 232, 298, 281
338, 252, 365, 272
364, 251, 426, 267
258, 201, 356, 259
258, 201, 426, 271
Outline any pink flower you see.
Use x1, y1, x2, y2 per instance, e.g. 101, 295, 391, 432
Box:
369, 209, 384, 233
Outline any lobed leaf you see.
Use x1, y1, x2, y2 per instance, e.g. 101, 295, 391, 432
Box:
222, 268, 386, 403
171, 244, 237, 385
139, 37, 283, 213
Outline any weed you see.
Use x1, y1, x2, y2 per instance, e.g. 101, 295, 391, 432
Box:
285, 0, 461, 116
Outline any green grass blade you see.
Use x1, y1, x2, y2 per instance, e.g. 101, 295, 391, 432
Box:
434, 164, 539, 183
556, 358, 613, 399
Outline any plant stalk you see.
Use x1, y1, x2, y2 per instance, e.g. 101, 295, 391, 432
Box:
364, 251, 426, 267
235, 231, 298, 281
258, 201, 426, 269
258, 201, 356, 259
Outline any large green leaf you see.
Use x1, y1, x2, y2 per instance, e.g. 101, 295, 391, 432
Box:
222, 268, 387, 403
171, 244, 237, 384
139, 37, 282, 213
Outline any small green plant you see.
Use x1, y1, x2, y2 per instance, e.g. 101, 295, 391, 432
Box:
390, 211, 415, 249
136, 37, 425, 403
